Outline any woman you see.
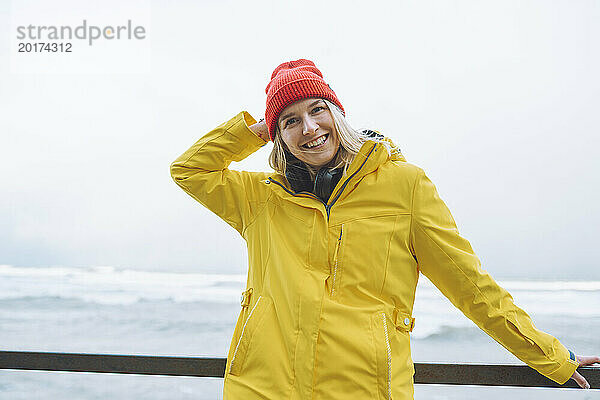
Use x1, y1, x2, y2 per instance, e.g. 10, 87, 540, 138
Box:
170, 59, 597, 399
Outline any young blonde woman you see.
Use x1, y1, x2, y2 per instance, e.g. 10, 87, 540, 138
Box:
170, 59, 598, 399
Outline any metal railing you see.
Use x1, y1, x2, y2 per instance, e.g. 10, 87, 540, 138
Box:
1, 351, 598, 389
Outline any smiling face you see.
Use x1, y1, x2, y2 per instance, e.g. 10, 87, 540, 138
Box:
277, 98, 340, 169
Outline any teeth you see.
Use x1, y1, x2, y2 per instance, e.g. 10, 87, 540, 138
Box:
304, 135, 327, 148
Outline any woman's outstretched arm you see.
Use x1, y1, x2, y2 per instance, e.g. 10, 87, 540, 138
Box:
170, 111, 270, 237
409, 167, 598, 387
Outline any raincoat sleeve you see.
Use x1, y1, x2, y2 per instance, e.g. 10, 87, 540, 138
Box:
409, 167, 580, 385
170, 111, 270, 236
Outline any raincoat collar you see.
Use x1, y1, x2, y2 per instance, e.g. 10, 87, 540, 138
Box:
266, 135, 405, 213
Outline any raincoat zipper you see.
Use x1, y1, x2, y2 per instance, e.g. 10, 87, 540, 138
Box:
230, 296, 263, 373
325, 146, 376, 217
381, 312, 392, 400
267, 145, 377, 221
330, 224, 344, 296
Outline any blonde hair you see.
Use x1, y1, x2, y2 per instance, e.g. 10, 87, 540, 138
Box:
268, 99, 397, 179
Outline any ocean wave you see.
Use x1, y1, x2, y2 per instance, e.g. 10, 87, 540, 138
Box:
0, 264, 246, 305
0, 294, 242, 306
0, 264, 245, 283
415, 324, 482, 341
1, 265, 599, 308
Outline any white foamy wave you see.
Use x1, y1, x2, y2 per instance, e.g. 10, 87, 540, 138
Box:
413, 276, 600, 339
2, 264, 599, 317
0, 264, 246, 305
496, 280, 600, 292
416, 276, 600, 292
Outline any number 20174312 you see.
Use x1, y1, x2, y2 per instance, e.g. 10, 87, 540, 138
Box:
18, 42, 72, 53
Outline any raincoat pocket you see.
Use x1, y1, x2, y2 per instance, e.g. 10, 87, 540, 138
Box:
372, 312, 393, 400
330, 224, 344, 297
228, 294, 272, 376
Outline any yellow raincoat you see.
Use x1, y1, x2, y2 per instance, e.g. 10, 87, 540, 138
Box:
170, 111, 579, 399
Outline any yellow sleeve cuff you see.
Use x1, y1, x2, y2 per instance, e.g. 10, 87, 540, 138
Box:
226, 111, 268, 148
544, 346, 579, 385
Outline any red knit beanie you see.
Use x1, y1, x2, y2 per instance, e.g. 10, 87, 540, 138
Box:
265, 59, 345, 141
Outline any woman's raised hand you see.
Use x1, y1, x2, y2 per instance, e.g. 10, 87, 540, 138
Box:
249, 118, 270, 142
570, 354, 600, 389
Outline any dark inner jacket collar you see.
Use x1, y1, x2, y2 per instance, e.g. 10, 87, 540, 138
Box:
283, 146, 343, 204
283, 129, 382, 204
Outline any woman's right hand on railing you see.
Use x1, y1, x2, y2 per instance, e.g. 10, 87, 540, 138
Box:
249, 117, 270, 142
571, 354, 600, 389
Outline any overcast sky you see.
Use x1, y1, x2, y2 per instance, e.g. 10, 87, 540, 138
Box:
1, 0, 598, 279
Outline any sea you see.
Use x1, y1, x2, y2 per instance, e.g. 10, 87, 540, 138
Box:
0, 264, 598, 400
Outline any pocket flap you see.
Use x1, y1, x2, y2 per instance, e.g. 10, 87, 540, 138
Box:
392, 308, 415, 332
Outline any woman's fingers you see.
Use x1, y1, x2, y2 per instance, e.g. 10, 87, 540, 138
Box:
577, 355, 600, 366
571, 355, 600, 389
571, 370, 590, 389
249, 119, 270, 142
